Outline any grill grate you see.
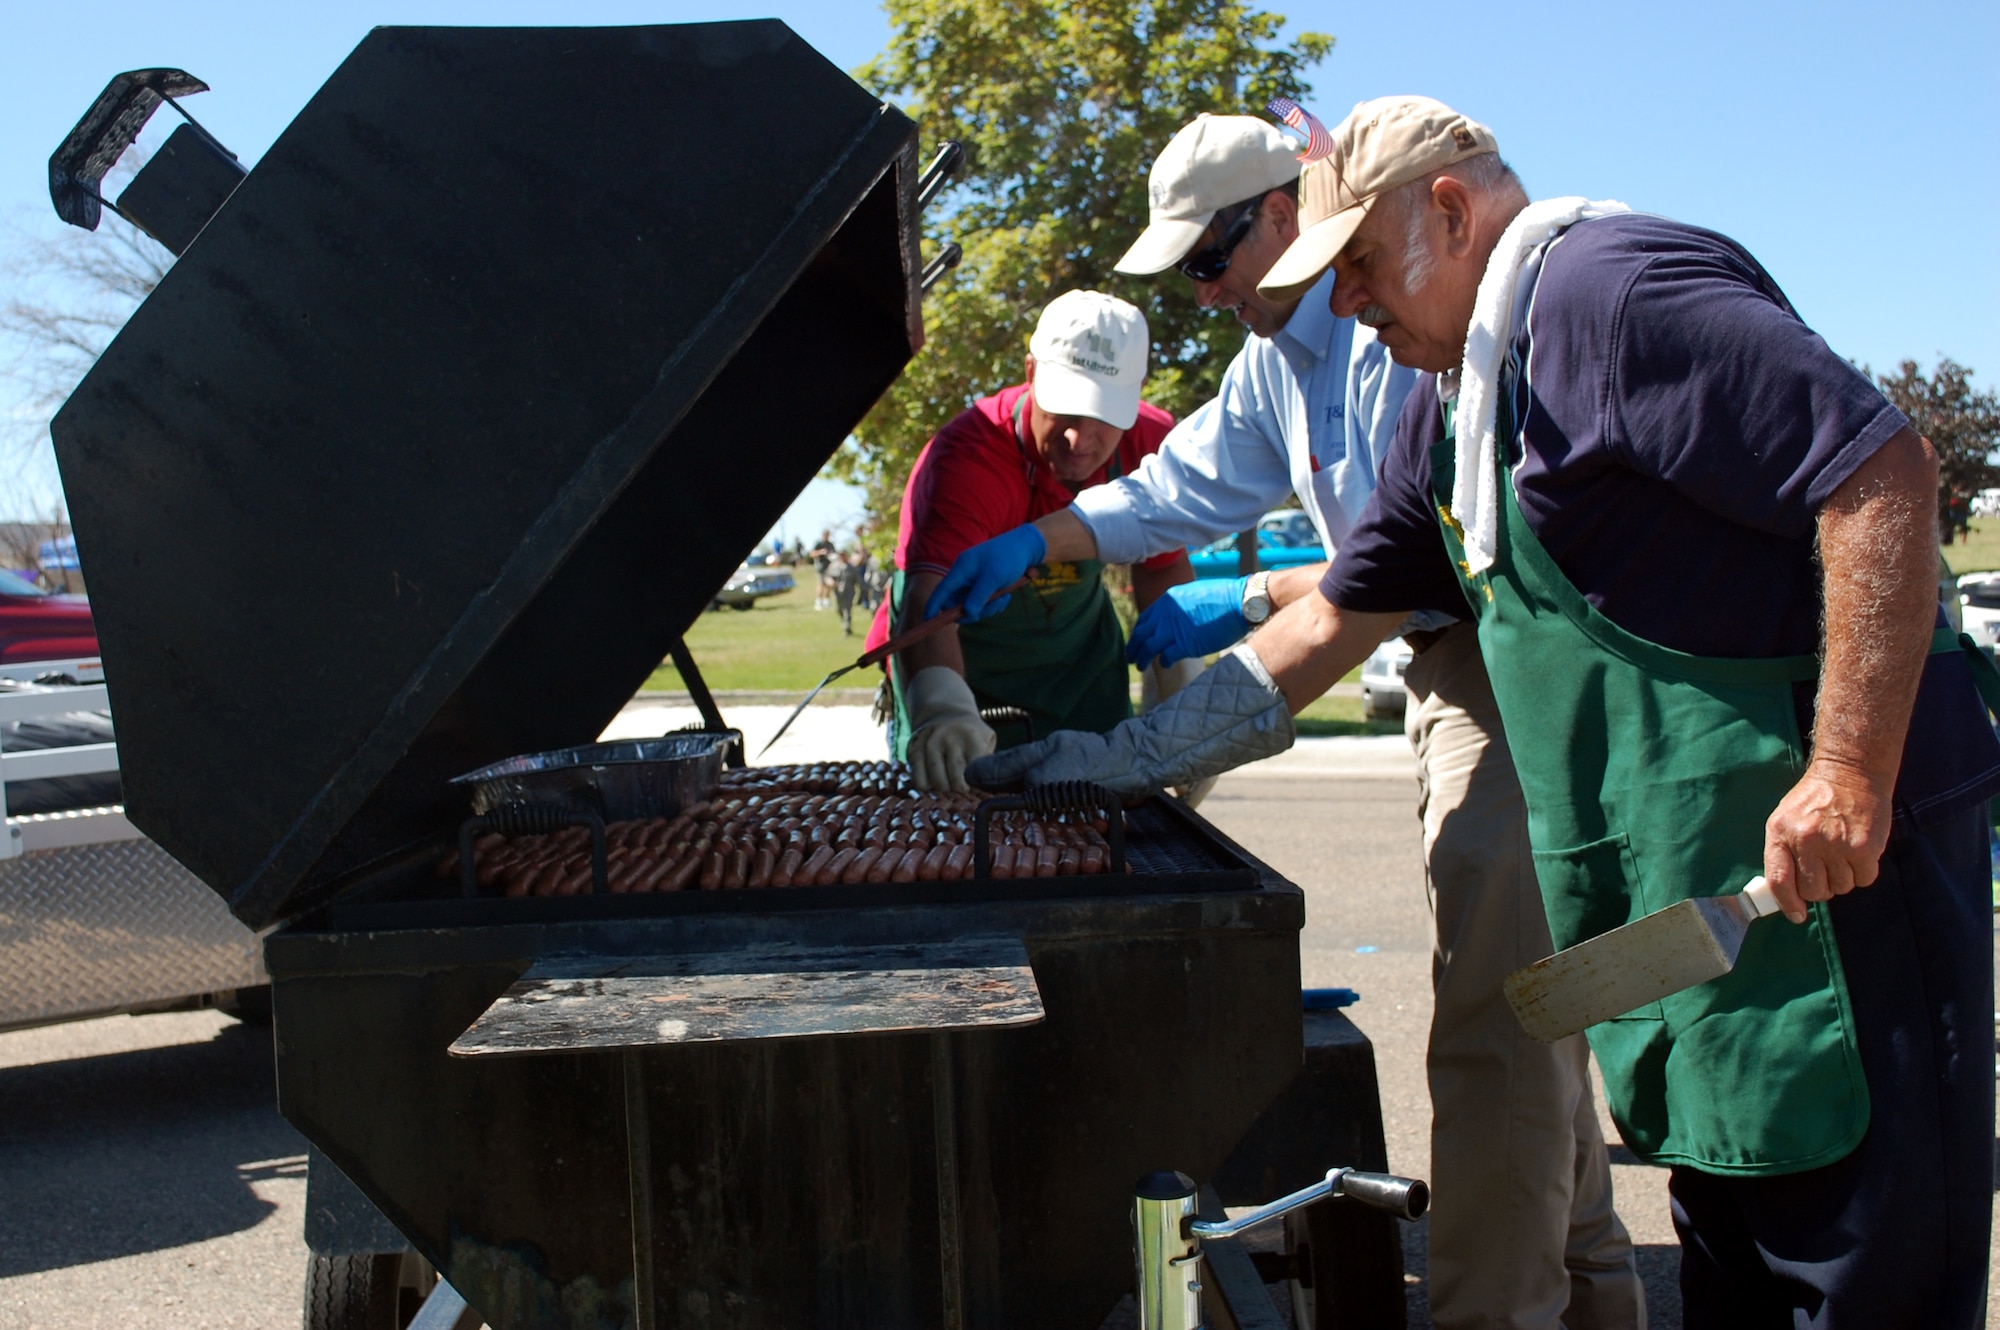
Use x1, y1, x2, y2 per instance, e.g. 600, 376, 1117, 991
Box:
1121, 802, 1244, 876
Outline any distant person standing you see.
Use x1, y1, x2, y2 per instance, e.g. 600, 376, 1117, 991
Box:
809, 530, 837, 609
834, 551, 864, 636
855, 549, 879, 613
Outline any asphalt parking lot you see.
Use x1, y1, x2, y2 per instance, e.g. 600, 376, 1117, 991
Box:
2, 718, 1994, 1329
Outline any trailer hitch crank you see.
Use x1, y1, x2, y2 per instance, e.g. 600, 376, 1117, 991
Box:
1132, 1165, 1428, 1330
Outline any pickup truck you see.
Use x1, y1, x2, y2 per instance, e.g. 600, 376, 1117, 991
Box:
0, 568, 102, 685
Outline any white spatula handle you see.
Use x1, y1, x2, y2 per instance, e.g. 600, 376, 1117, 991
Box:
1740, 876, 1779, 918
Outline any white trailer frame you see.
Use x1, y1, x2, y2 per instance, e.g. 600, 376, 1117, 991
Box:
0, 681, 264, 1032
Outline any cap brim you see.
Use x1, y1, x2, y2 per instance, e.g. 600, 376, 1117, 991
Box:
1113, 216, 1211, 276
1031, 360, 1141, 431
1256, 201, 1370, 302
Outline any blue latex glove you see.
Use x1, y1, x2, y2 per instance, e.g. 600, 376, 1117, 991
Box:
926, 523, 1046, 623
1125, 577, 1250, 669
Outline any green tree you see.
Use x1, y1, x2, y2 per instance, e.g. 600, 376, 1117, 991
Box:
1872, 358, 2000, 541
836, 0, 1332, 554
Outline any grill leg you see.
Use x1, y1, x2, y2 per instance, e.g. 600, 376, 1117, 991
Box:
931, 1032, 966, 1330
624, 1049, 658, 1330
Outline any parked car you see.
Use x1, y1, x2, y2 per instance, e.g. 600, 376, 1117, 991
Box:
1359, 637, 1413, 720
0, 568, 101, 683
1256, 508, 1319, 549
1187, 508, 1327, 579
710, 563, 796, 611
1958, 570, 2000, 648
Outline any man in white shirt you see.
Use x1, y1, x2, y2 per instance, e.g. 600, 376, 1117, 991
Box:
931, 112, 1644, 1329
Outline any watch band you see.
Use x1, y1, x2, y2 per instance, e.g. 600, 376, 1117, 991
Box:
1242, 570, 1273, 625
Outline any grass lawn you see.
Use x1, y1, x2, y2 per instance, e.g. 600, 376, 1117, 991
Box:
1294, 692, 1403, 738
648, 583, 1390, 737
1943, 520, 2000, 579
646, 584, 877, 691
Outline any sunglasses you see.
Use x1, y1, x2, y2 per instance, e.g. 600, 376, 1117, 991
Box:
1176, 193, 1269, 283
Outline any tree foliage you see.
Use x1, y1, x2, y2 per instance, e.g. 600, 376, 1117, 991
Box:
836, 0, 1332, 554
1872, 358, 2000, 539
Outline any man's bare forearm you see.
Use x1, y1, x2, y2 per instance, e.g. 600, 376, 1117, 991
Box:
1033, 508, 1100, 562
1269, 562, 1328, 608
898, 570, 966, 677
1811, 427, 1939, 787
1761, 426, 1939, 918
1248, 592, 1406, 714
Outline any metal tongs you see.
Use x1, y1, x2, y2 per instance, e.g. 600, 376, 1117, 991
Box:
757, 577, 1027, 758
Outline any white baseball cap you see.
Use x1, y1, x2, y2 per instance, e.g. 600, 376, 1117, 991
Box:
1027, 290, 1149, 430
1114, 114, 1303, 276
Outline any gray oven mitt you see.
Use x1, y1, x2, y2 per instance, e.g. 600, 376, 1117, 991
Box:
965, 645, 1294, 798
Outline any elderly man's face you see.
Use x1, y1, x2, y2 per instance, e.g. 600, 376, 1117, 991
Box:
1329, 182, 1484, 374
1186, 192, 1303, 340
1023, 358, 1124, 487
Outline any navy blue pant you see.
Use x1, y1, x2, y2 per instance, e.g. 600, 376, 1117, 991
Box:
1669, 805, 1994, 1327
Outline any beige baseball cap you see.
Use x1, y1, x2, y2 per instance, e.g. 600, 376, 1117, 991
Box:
1028, 290, 1149, 430
1258, 96, 1499, 300
1114, 114, 1302, 276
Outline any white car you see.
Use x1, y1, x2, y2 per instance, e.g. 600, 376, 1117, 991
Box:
1359, 637, 1413, 720
1958, 571, 2000, 648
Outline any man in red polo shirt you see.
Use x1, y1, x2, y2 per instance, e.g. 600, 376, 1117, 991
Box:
867, 290, 1194, 791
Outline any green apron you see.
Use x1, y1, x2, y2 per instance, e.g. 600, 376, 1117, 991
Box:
888, 399, 1132, 755
1428, 390, 1876, 1175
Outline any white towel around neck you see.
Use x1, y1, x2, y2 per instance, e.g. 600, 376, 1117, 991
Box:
1450, 196, 1630, 574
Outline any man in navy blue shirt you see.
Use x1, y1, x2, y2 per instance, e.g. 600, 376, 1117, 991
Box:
973, 96, 1998, 1327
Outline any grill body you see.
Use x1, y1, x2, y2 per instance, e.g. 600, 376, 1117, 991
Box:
270, 802, 1303, 1329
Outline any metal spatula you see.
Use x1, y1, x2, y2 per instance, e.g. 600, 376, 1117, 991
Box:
756, 577, 1029, 758
1503, 876, 1781, 1042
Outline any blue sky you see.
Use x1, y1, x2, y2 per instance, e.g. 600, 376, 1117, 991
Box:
2, 0, 1994, 530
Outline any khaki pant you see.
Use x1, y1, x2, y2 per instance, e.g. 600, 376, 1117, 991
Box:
1404, 623, 1645, 1330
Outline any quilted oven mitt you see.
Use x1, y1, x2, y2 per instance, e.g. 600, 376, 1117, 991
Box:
966, 646, 1294, 798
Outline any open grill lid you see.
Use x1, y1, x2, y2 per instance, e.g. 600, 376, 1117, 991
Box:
50, 23, 924, 928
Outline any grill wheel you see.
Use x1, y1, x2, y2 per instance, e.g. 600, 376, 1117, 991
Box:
1284, 1203, 1407, 1329
303, 1250, 436, 1330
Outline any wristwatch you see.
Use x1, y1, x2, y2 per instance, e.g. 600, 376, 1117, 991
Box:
1241, 570, 1274, 625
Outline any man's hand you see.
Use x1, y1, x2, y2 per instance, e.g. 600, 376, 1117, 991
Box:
1761, 759, 1894, 923
1126, 578, 1249, 669
926, 524, 1046, 623
904, 666, 996, 792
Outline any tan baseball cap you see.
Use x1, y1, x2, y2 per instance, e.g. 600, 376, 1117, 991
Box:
1114, 114, 1302, 276
1257, 96, 1499, 300
1028, 290, 1150, 430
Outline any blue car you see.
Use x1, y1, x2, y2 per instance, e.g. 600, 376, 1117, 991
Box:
1186, 510, 1326, 579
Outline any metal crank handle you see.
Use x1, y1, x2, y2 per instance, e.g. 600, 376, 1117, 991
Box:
1188, 1167, 1430, 1241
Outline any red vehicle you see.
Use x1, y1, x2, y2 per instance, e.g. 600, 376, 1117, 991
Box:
0, 569, 101, 684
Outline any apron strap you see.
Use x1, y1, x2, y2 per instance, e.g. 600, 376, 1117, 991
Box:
1948, 628, 2000, 716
